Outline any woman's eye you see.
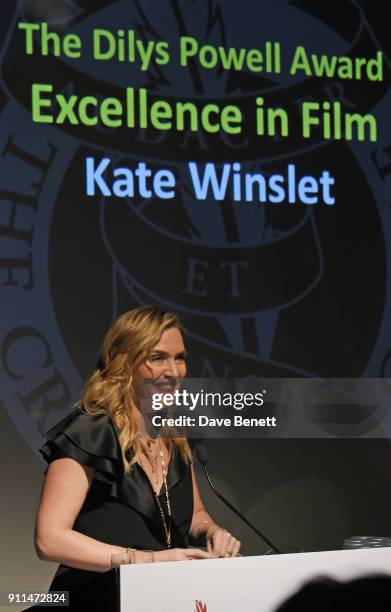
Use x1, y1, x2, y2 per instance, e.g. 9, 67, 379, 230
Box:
149, 354, 186, 362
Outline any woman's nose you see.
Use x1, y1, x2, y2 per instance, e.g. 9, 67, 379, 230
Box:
164, 359, 179, 377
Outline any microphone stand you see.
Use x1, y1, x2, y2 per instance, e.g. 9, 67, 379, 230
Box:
197, 448, 282, 554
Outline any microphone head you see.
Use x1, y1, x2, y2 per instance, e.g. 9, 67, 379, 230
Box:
195, 444, 208, 465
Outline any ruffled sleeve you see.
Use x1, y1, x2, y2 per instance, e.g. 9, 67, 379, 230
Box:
39, 408, 191, 523
39, 408, 122, 485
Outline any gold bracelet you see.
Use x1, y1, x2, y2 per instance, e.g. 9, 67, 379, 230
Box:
123, 548, 136, 564
205, 524, 219, 538
131, 550, 156, 564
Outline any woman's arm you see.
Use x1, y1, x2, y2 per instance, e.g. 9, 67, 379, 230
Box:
189, 466, 241, 557
189, 465, 219, 539
35, 457, 129, 572
35, 458, 212, 570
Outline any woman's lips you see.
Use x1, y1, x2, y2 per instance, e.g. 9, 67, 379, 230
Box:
153, 382, 177, 394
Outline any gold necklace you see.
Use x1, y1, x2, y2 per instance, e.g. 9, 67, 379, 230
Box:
139, 438, 159, 485
139, 437, 172, 548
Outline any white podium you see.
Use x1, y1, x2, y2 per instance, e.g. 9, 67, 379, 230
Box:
119, 547, 391, 611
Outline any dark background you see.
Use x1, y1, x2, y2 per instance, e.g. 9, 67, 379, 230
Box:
0, 1, 390, 600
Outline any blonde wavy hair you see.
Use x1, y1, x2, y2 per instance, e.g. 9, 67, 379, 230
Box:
80, 305, 192, 472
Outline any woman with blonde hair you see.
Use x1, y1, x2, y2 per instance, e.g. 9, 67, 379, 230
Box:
33, 305, 240, 610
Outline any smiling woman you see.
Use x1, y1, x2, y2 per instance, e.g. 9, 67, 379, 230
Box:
30, 305, 240, 611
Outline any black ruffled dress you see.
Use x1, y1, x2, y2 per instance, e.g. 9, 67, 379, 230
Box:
32, 408, 194, 611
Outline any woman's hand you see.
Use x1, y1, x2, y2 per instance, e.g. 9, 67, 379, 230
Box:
189, 467, 241, 559
205, 527, 241, 558
154, 548, 214, 562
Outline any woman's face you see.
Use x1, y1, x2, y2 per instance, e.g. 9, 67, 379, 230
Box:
134, 327, 187, 400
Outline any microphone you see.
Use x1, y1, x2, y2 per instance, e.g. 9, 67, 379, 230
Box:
195, 444, 282, 554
